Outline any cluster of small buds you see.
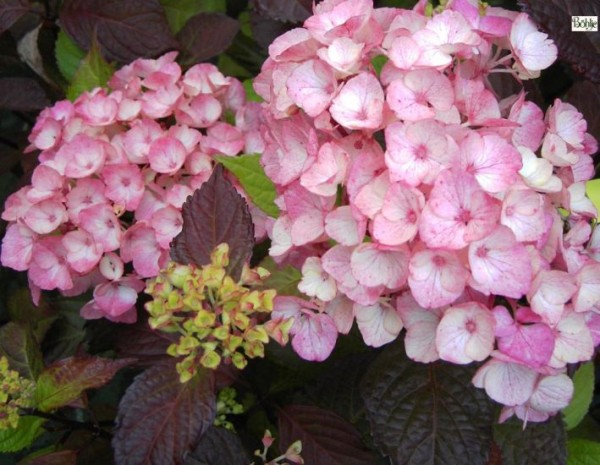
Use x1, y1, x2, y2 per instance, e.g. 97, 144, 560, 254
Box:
0, 357, 34, 430
258, 0, 600, 423
214, 387, 245, 431
253, 430, 304, 465
145, 243, 291, 381
0, 52, 266, 324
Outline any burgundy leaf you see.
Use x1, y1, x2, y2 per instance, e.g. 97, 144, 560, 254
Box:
34, 356, 134, 412
59, 0, 178, 64
253, 0, 311, 23
20, 450, 78, 465
519, 0, 600, 84
278, 405, 376, 465
113, 362, 216, 465
183, 427, 248, 465
250, 10, 290, 49
113, 318, 175, 367
0, 0, 34, 35
176, 13, 239, 64
564, 79, 600, 146
0, 77, 50, 111
170, 165, 254, 281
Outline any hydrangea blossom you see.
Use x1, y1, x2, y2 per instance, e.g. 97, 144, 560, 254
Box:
1, 52, 265, 323
258, 0, 599, 422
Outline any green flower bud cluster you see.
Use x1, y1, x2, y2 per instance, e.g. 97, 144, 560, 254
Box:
0, 357, 34, 430
214, 387, 244, 431
145, 243, 290, 382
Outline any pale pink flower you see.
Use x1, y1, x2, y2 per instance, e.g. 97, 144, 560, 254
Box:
386, 70, 453, 121
436, 302, 496, 364
408, 249, 468, 309
298, 257, 337, 302
350, 243, 409, 289
287, 59, 337, 117
500, 189, 547, 242
510, 13, 557, 72
472, 358, 538, 406
468, 226, 532, 299
354, 300, 403, 347
102, 163, 145, 210
528, 270, 577, 325
329, 72, 384, 130
78, 204, 123, 252
23, 199, 68, 235
419, 170, 501, 249
0, 224, 36, 271
28, 237, 73, 291
62, 229, 103, 274
396, 293, 441, 363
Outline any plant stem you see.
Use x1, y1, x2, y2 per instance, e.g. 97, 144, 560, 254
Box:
20, 409, 113, 441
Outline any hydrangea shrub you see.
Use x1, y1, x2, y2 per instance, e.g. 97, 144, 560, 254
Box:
256, 0, 600, 424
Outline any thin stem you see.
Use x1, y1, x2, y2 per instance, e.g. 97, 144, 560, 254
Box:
20, 409, 113, 441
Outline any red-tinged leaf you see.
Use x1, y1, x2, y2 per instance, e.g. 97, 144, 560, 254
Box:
113, 319, 175, 367
519, 0, 600, 84
59, 0, 178, 64
0, 322, 43, 380
183, 427, 248, 465
361, 340, 494, 465
34, 356, 133, 412
176, 12, 239, 64
485, 443, 503, 465
278, 405, 376, 465
493, 416, 566, 465
0, 77, 50, 111
113, 362, 216, 465
254, 0, 311, 23
20, 449, 78, 465
170, 164, 254, 281
565, 79, 600, 146
0, 0, 34, 35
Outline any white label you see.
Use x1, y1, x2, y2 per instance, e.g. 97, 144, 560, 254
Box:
571, 16, 598, 31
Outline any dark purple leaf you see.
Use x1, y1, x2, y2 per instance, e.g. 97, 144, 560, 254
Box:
59, 0, 178, 64
20, 450, 78, 465
0, 0, 34, 35
253, 0, 311, 23
113, 318, 175, 368
250, 10, 290, 49
183, 427, 248, 465
34, 356, 134, 412
176, 12, 239, 64
0, 77, 49, 111
493, 416, 566, 465
171, 164, 254, 281
113, 362, 216, 465
361, 340, 494, 465
278, 405, 376, 465
519, 0, 600, 84
564, 79, 600, 147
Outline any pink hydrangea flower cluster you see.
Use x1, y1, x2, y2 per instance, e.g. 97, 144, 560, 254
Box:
1, 52, 265, 324
258, 0, 600, 422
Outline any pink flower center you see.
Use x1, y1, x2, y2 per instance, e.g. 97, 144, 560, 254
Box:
465, 319, 477, 333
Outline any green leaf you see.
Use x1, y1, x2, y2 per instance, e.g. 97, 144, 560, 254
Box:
218, 54, 252, 79
563, 362, 595, 430
66, 43, 114, 101
0, 322, 44, 380
370, 55, 388, 76
243, 78, 263, 102
34, 356, 132, 412
160, 0, 226, 33
361, 340, 495, 465
0, 416, 45, 453
494, 416, 566, 465
259, 257, 303, 296
216, 154, 279, 218
113, 363, 216, 465
55, 30, 85, 83
567, 439, 600, 465
586, 179, 600, 214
